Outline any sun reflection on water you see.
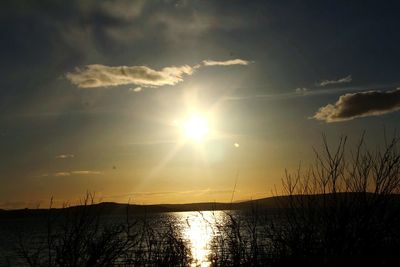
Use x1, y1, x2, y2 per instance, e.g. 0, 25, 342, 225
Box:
176, 211, 223, 267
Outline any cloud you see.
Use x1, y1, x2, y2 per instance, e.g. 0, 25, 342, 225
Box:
202, 59, 250, 66
66, 64, 194, 88
99, 0, 145, 21
313, 88, 400, 122
295, 87, 308, 94
318, 75, 352, 87
129, 87, 142, 92
100, 1, 253, 45
54, 172, 71, 177
53, 171, 102, 177
71, 170, 102, 175
56, 154, 74, 159
103, 188, 235, 199
66, 59, 250, 89
224, 83, 398, 102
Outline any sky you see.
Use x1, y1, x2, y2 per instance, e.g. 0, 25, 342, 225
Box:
1, 0, 400, 209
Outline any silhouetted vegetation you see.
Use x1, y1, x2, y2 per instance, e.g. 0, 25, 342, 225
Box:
209, 133, 400, 266
14, 194, 190, 267
4, 134, 400, 266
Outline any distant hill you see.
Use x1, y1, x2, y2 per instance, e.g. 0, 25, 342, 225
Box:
0, 201, 244, 219
1, 193, 399, 219
0, 197, 275, 219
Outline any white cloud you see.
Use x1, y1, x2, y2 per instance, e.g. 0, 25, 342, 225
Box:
66, 64, 194, 88
202, 59, 250, 66
129, 87, 142, 92
313, 88, 400, 122
66, 59, 250, 89
318, 75, 352, 87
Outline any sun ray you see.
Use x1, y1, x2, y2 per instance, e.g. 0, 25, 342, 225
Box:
146, 140, 186, 180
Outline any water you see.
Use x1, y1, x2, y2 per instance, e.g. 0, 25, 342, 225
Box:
175, 211, 228, 267
0, 210, 242, 267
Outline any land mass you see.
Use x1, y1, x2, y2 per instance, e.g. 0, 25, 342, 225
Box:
1, 193, 399, 219
0, 196, 279, 218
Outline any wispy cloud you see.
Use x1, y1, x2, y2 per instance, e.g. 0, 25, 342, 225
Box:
313, 88, 400, 122
66, 59, 250, 89
223, 83, 398, 102
66, 64, 194, 88
225, 86, 359, 101
49, 171, 102, 177
102, 188, 235, 199
54, 172, 71, 177
318, 75, 352, 87
71, 171, 102, 175
202, 59, 250, 66
129, 87, 142, 92
55, 154, 74, 159
295, 87, 308, 94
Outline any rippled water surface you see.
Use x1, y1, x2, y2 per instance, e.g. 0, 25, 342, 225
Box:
0, 210, 238, 267
173, 211, 228, 267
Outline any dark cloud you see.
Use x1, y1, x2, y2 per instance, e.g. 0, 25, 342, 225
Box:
313, 88, 400, 122
1, 1, 400, 97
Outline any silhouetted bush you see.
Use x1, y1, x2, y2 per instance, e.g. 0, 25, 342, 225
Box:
209, 133, 400, 266
16, 193, 190, 267
269, 134, 400, 266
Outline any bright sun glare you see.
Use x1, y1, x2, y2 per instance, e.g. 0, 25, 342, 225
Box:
183, 115, 209, 141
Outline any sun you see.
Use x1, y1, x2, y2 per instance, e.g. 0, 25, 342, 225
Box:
183, 115, 209, 142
